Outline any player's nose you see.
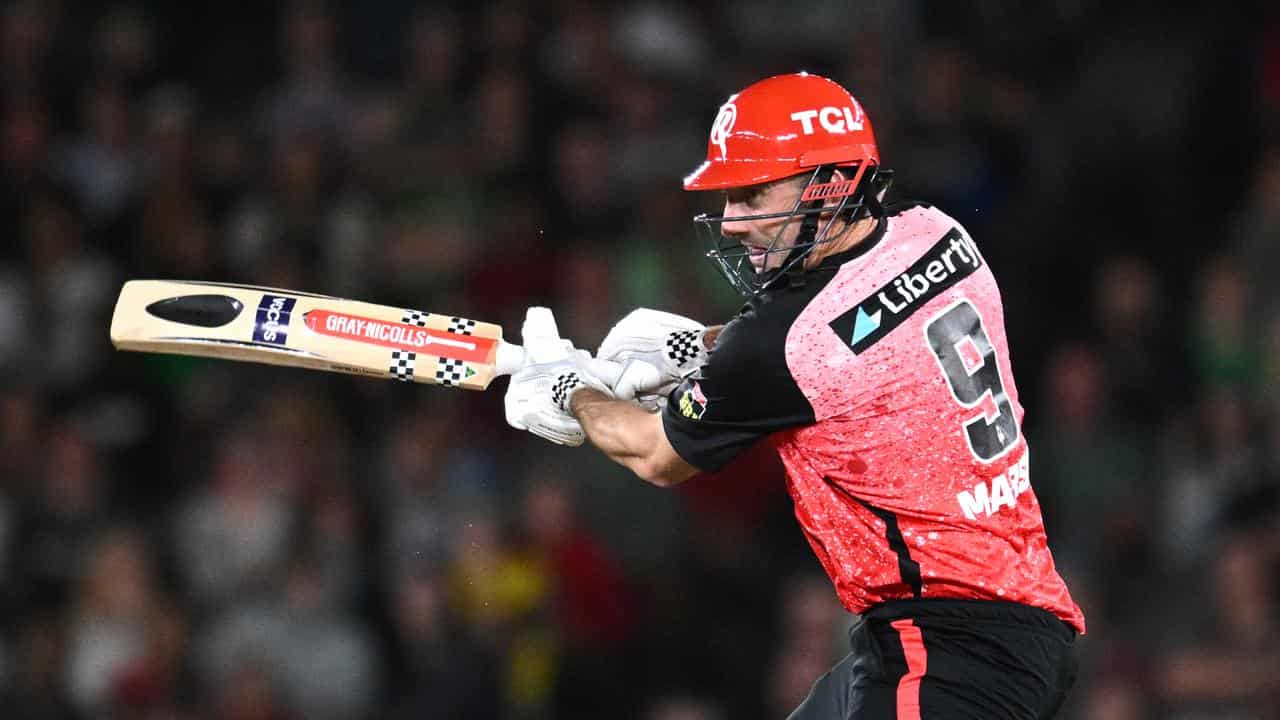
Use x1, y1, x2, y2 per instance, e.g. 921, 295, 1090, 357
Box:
720, 204, 752, 239
720, 220, 750, 240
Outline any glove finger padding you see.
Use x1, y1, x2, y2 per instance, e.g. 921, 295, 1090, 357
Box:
612, 359, 665, 401
597, 308, 706, 362
504, 307, 614, 446
522, 405, 586, 446
596, 309, 707, 408
522, 307, 573, 364
503, 365, 540, 431
506, 364, 587, 446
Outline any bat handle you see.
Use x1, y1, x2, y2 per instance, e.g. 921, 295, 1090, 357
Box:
493, 340, 624, 387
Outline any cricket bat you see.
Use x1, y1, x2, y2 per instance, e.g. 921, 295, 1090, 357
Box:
110, 280, 536, 390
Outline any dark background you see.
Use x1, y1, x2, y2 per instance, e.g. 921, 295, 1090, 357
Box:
2, 1, 1279, 718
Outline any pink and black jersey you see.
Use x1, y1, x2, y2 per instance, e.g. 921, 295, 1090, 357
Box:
663, 202, 1085, 634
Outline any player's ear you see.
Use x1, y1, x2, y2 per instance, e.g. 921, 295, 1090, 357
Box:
828, 167, 861, 217
830, 167, 855, 205
816, 167, 849, 216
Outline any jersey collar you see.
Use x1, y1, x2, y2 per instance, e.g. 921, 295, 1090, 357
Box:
815, 214, 887, 270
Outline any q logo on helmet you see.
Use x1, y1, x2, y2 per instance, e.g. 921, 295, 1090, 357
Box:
709, 99, 737, 159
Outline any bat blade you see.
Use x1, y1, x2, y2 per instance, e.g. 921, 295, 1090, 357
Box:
110, 280, 522, 390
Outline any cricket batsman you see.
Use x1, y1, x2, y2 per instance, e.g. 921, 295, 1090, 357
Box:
504, 72, 1084, 719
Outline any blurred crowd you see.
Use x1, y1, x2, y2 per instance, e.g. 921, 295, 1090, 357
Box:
1, 1, 1279, 718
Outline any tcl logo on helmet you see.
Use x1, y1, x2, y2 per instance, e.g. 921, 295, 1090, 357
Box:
789, 105, 864, 135
709, 100, 738, 159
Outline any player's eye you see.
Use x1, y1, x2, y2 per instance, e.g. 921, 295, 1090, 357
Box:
725, 186, 765, 208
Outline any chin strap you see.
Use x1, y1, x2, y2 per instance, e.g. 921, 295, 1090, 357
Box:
861, 165, 889, 218
785, 165, 837, 289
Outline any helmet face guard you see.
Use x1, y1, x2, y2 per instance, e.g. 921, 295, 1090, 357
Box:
694, 162, 893, 296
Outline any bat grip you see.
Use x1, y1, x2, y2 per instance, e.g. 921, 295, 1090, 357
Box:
493, 340, 624, 387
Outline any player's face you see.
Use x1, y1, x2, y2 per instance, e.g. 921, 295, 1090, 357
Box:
719, 177, 809, 273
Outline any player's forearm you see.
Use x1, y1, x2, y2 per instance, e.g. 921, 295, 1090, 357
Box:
570, 388, 697, 487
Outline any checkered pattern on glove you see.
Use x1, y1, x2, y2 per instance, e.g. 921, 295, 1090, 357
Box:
551, 372, 586, 412
666, 330, 705, 368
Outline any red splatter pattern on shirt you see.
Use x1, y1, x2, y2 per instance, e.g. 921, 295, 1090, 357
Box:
779, 205, 1085, 633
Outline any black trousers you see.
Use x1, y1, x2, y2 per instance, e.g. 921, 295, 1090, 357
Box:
787, 599, 1078, 720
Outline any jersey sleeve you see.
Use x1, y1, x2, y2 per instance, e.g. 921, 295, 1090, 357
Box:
661, 300, 816, 473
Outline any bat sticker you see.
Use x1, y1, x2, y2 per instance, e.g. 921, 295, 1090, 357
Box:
303, 310, 493, 362
145, 294, 244, 328
253, 295, 296, 345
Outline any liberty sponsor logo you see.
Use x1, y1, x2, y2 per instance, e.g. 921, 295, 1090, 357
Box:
678, 381, 707, 420
956, 448, 1030, 520
709, 98, 738, 159
829, 229, 982, 354
253, 295, 296, 345
303, 310, 494, 363
789, 103, 864, 135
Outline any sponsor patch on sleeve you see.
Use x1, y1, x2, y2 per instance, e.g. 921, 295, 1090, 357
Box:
828, 228, 982, 354
678, 381, 708, 420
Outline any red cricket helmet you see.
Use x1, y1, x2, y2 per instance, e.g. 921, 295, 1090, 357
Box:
683, 72, 880, 190
683, 73, 892, 296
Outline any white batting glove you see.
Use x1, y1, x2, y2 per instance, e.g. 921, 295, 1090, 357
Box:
596, 309, 709, 408
504, 307, 614, 446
